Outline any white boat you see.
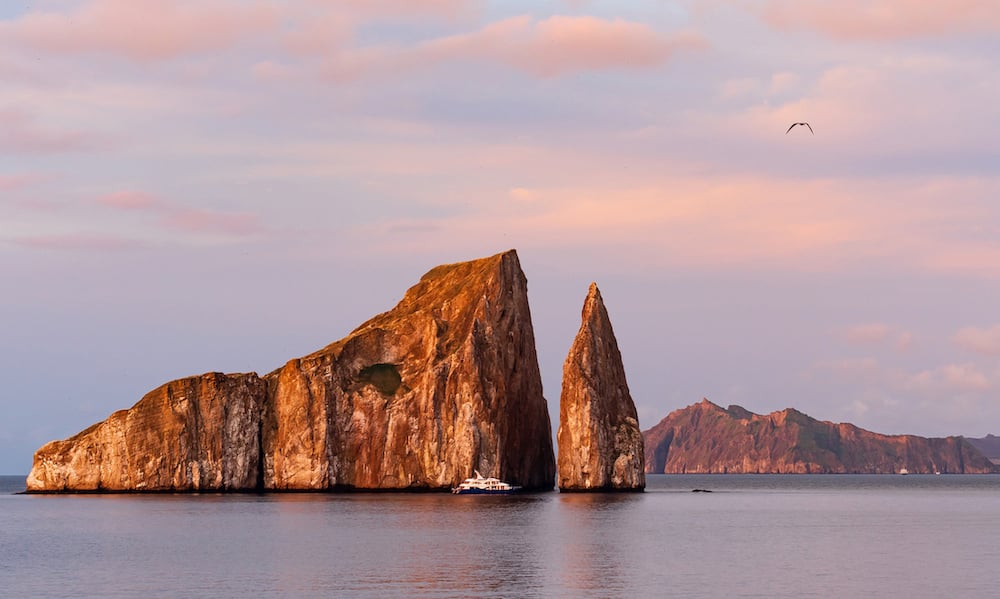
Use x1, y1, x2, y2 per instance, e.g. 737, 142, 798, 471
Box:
898, 468, 909, 475
451, 470, 521, 495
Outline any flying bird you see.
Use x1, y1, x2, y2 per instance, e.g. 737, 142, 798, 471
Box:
786, 122, 813, 134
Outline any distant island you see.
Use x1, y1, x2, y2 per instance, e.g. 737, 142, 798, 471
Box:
965, 435, 1000, 466
643, 400, 998, 474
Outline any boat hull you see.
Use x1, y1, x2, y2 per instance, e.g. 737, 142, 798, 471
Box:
451, 488, 521, 495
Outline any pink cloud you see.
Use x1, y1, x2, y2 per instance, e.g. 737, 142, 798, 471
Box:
10, 197, 66, 213
293, 0, 472, 19
257, 126, 1000, 277
417, 15, 705, 77
12, 233, 140, 251
0, 55, 48, 86
508, 187, 542, 203
894, 332, 914, 352
923, 246, 1000, 278
814, 357, 993, 398
0, 108, 100, 154
813, 357, 883, 381
279, 0, 476, 59
0, 173, 42, 191
93, 189, 265, 238
281, 0, 472, 49
843, 323, 891, 344
905, 363, 992, 393
160, 209, 263, 237
755, 1, 1000, 40
95, 190, 162, 210
251, 60, 298, 82
316, 15, 705, 79
940, 364, 991, 392
282, 12, 352, 58
0, 0, 278, 61
953, 326, 1000, 355
841, 324, 914, 351
386, 221, 445, 234
700, 55, 998, 168
348, 0, 472, 16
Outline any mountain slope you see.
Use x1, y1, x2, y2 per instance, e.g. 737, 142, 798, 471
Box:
644, 400, 998, 474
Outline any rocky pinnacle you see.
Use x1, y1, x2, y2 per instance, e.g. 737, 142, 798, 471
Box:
558, 283, 645, 491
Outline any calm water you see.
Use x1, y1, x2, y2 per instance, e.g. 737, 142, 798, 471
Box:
2, 474, 998, 598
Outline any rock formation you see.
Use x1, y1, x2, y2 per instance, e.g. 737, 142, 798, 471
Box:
557, 283, 645, 491
965, 434, 1000, 464
28, 373, 266, 491
28, 250, 557, 492
644, 399, 999, 474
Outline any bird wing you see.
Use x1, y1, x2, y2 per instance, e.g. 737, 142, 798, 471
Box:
785, 123, 796, 134
805, 123, 814, 134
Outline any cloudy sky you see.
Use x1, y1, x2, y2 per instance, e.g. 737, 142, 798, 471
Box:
3, 0, 1000, 474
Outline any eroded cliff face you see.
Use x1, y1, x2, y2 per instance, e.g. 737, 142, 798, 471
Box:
557, 283, 644, 491
27, 250, 556, 492
261, 250, 555, 491
643, 399, 999, 474
27, 373, 266, 491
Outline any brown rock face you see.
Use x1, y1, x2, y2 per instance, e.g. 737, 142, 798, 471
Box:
261, 250, 555, 491
644, 399, 999, 474
28, 250, 556, 492
27, 373, 266, 491
557, 283, 645, 491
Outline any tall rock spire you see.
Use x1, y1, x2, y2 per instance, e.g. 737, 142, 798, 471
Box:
558, 283, 645, 491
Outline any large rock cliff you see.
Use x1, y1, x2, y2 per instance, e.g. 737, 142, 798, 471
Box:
644, 399, 999, 474
28, 250, 556, 492
27, 373, 266, 491
557, 283, 645, 491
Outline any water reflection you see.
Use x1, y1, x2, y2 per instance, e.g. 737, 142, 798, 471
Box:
554, 492, 644, 597
5, 478, 1000, 598
427, 494, 548, 597
248, 492, 555, 597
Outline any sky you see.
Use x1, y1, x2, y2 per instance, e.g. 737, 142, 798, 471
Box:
3, 0, 1000, 474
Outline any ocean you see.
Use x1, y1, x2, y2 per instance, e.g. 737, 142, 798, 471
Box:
1, 474, 997, 598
